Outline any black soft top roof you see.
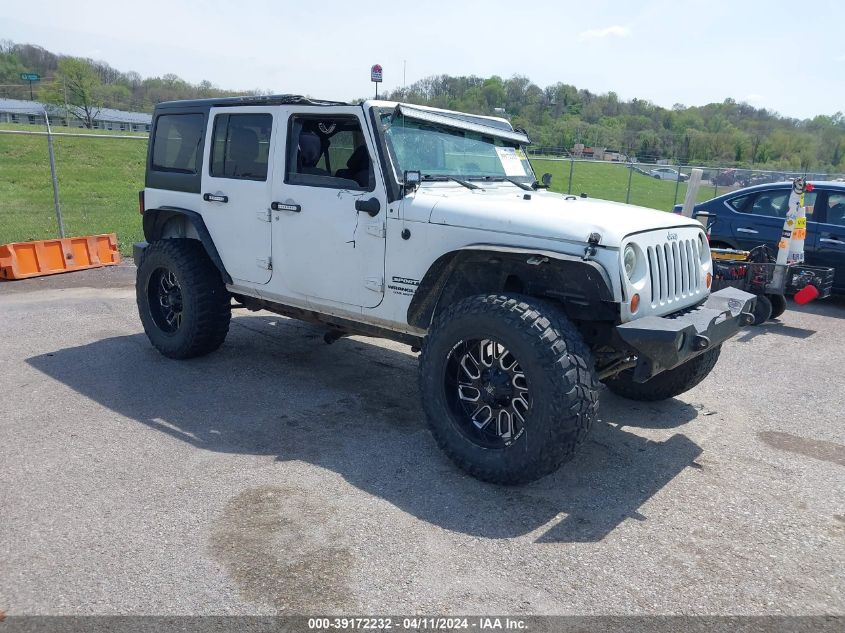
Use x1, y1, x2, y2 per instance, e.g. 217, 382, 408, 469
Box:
154, 94, 350, 111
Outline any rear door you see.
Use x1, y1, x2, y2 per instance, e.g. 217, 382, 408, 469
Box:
812, 190, 845, 290
199, 107, 277, 285
729, 188, 819, 253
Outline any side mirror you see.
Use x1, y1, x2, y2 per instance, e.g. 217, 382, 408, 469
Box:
534, 173, 552, 190
355, 197, 381, 217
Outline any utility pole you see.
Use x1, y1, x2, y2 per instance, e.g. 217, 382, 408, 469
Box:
63, 78, 70, 127
43, 108, 65, 238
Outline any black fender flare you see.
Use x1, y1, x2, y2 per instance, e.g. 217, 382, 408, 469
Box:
407, 245, 617, 329
142, 206, 232, 284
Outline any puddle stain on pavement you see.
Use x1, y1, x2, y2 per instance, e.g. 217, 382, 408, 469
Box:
758, 431, 845, 467
209, 485, 354, 612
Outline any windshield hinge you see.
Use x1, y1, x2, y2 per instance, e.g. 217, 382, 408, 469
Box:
366, 222, 386, 238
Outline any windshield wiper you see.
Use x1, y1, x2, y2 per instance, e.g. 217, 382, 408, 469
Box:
422, 175, 480, 190
505, 177, 533, 191
447, 176, 480, 190
479, 176, 533, 191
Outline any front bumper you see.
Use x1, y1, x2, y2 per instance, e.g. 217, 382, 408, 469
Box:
615, 287, 756, 382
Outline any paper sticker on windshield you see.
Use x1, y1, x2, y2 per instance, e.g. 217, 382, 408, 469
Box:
495, 147, 527, 177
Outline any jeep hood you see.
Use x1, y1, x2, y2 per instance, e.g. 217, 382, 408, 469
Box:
406, 186, 702, 247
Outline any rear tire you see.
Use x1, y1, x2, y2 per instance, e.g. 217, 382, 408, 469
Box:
136, 239, 231, 359
419, 294, 599, 485
603, 346, 722, 402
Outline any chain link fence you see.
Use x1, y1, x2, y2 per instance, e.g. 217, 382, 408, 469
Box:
3, 121, 845, 257
0, 113, 148, 255
527, 153, 845, 211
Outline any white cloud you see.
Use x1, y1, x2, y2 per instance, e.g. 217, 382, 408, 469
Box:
837, 54, 845, 62
576, 25, 630, 42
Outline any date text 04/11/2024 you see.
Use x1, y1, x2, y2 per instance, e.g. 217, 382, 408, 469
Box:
306, 617, 528, 630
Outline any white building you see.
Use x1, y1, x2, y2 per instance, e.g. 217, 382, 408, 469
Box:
0, 98, 151, 132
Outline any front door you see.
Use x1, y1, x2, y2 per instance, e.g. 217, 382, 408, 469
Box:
200, 107, 276, 284
270, 107, 387, 308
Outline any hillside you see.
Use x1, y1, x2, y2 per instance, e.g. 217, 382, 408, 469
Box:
2, 40, 844, 171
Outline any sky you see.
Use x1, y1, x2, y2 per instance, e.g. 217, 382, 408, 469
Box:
3, 0, 845, 119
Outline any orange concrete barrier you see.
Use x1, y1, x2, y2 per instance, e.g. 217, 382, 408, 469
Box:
0, 234, 121, 281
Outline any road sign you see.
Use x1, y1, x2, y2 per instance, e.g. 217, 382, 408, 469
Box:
20, 73, 41, 81
370, 64, 383, 83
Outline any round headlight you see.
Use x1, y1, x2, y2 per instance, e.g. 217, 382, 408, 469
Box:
624, 245, 637, 279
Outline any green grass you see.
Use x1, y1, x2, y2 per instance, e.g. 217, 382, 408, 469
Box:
530, 158, 726, 210
1, 127, 734, 257
0, 124, 147, 254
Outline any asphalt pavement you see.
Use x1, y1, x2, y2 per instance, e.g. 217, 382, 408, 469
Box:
0, 263, 843, 616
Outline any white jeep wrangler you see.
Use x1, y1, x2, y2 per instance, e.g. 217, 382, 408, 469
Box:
134, 95, 755, 484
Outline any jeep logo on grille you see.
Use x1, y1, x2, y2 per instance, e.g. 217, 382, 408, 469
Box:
667, 232, 678, 241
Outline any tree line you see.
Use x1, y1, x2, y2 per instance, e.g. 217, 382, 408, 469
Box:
2, 41, 843, 171
382, 75, 845, 172
0, 41, 259, 127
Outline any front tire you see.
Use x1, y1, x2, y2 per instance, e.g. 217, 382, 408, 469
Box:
136, 239, 231, 359
768, 294, 787, 319
419, 294, 599, 485
603, 346, 721, 402
751, 294, 773, 325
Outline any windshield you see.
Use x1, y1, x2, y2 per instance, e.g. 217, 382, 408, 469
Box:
380, 110, 536, 184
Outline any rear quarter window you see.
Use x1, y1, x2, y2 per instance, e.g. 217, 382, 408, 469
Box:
151, 113, 205, 173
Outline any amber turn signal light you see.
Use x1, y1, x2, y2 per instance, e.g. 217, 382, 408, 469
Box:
630, 293, 640, 313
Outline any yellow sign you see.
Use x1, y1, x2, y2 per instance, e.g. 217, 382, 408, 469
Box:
796, 217, 807, 228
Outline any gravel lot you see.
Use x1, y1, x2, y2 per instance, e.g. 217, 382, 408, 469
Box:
1, 263, 843, 616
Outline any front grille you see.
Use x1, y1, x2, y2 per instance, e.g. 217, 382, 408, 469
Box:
646, 238, 702, 307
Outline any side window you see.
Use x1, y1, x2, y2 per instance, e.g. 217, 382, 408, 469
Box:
803, 191, 817, 217
727, 194, 752, 211
748, 191, 790, 218
286, 116, 373, 190
825, 192, 845, 226
210, 113, 272, 181
151, 113, 204, 173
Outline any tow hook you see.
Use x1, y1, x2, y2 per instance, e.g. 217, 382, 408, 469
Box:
693, 334, 710, 350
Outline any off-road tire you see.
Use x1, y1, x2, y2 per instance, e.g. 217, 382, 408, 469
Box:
419, 294, 599, 485
768, 293, 787, 319
751, 294, 773, 325
603, 345, 722, 402
136, 239, 231, 359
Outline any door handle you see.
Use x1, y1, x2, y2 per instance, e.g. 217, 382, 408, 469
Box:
355, 197, 381, 217
203, 193, 228, 203
736, 227, 759, 234
820, 237, 844, 244
271, 201, 301, 212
